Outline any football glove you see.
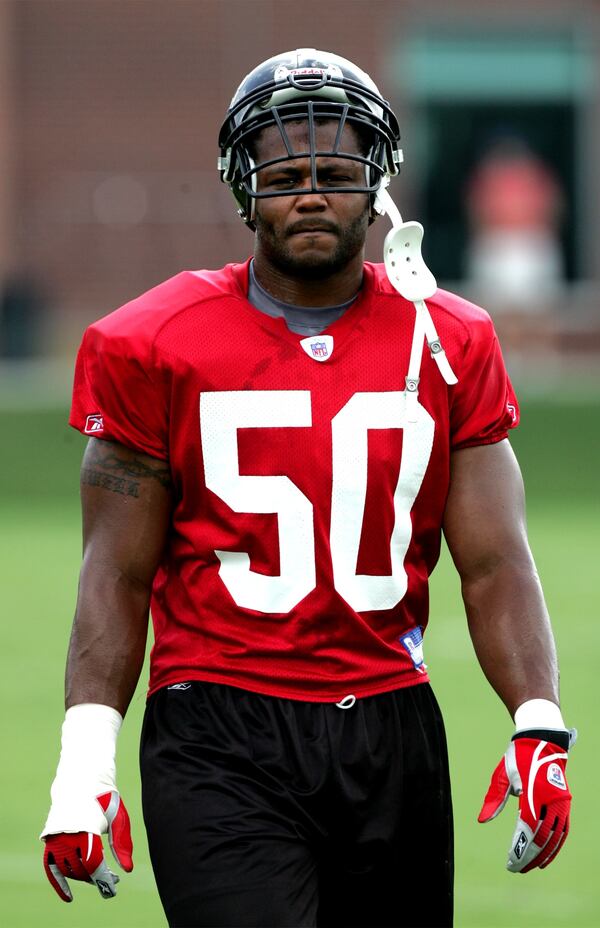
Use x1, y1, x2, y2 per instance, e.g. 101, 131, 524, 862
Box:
478, 728, 575, 873
41, 704, 133, 902
43, 790, 133, 902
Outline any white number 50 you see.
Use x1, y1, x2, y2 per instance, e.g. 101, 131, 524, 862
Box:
200, 391, 434, 614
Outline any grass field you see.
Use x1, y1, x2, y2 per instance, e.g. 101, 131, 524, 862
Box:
1, 399, 598, 927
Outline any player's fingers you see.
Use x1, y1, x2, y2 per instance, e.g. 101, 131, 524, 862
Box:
506, 820, 537, 872
534, 799, 569, 854
532, 808, 557, 852
89, 858, 121, 899
64, 853, 91, 881
78, 832, 106, 875
97, 791, 134, 871
539, 812, 570, 870
521, 831, 557, 874
478, 760, 511, 822
44, 832, 103, 885
43, 849, 73, 903
70, 832, 120, 900
110, 799, 133, 871
49, 841, 91, 882
539, 827, 568, 869
520, 805, 568, 873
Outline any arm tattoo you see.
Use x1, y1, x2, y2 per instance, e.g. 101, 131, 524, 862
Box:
81, 466, 141, 498
82, 441, 172, 496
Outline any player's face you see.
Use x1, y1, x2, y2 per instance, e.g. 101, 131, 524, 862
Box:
252, 120, 370, 280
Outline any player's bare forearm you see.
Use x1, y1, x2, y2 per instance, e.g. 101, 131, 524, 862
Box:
443, 439, 560, 718
65, 438, 172, 717
65, 566, 151, 716
460, 558, 559, 715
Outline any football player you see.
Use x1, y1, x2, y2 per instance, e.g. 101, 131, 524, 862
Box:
41, 49, 574, 927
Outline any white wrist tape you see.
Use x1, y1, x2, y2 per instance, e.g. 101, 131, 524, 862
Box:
514, 698, 565, 732
41, 704, 122, 838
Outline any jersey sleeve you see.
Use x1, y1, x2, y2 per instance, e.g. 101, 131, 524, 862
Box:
70, 321, 169, 460
449, 316, 519, 450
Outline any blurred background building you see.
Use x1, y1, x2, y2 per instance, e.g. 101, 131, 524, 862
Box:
0, 0, 599, 396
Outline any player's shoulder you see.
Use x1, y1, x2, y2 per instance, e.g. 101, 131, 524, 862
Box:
85, 262, 249, 346
365, 262, 495, 341
427, 287, 493, 332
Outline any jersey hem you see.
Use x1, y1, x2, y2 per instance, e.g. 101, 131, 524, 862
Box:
147, 670, 430, 703
68, 422, 170, 461
451, 430, 509, 451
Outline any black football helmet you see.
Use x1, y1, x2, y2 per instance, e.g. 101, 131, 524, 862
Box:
218, 48, 402, 228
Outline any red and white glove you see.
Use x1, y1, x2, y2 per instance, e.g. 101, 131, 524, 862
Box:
41, 704, 133, 902
43, 791, 133, 901
478, 727, 575, 873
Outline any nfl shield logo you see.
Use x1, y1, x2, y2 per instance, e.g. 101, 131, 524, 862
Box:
399, 626, 427, 673
547, 762, 567, 790
300, 334, 334, 362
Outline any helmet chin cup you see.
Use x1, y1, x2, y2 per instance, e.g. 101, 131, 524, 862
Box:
383, 223, 437, 302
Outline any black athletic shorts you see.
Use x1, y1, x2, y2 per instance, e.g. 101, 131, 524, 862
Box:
140, 681, 453, 928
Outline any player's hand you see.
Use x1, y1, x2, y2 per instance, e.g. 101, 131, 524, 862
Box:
478, 729, 574, 873
43, 790, 133, 902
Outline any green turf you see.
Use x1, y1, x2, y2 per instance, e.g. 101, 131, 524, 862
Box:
1, 402, 598, 927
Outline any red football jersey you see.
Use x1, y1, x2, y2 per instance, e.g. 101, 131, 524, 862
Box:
71, 259, 519, 702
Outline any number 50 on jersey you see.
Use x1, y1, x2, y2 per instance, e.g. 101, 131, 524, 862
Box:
200, 390, 435, 615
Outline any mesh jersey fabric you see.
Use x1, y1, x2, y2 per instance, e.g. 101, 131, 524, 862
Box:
70, 259, 519, 702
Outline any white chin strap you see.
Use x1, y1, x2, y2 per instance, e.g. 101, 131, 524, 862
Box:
374, 186, 458, 421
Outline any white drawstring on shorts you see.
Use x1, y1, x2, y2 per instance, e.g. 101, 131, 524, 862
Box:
335, 694, 357, 709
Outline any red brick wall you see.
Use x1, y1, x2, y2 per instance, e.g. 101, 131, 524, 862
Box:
4, 0, 598, 353
9, 0, 404, 348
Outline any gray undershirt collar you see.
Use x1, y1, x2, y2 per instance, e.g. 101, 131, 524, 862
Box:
247, 260, 358, 336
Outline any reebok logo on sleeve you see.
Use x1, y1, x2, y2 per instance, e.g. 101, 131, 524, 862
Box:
85, 414, 104, 434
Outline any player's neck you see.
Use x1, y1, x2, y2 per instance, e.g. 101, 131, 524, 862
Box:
252, 254, 364, 308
